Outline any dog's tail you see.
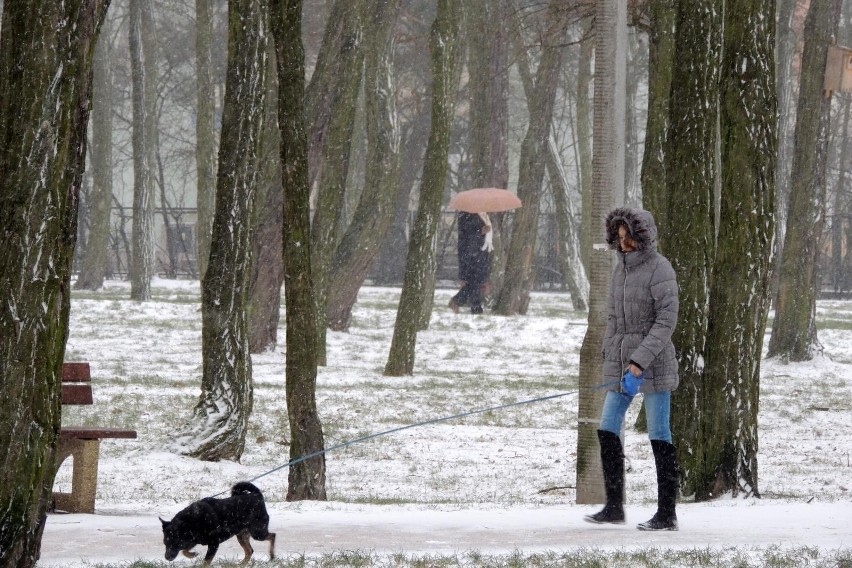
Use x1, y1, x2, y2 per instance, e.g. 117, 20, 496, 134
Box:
231, 481, 263, 496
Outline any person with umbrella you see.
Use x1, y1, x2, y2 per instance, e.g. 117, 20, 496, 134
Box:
447, 188, 521, 315
448, 212, 493, 314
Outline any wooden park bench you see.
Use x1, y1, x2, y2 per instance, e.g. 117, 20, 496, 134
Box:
53, 362, 137, 514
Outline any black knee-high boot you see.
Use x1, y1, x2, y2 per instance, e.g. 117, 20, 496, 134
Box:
584, 430, 625, 524
637, 439, 679, 531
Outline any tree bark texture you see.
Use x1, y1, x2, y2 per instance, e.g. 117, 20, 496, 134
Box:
176, 0, 268, 462
493, 3, 566, 316
702, 0, 777, 500
0, 2, 108, 566
310, 0, 367, 365
767, 0, 841, 361
248, 48, 285, 354
75, 19, 114, 291
195, 0, 217, 281
326, 0, 402, 332
384, 0, 461, 376
129, 0, 153, 301
664, 0, 721, 498
305, 0, 366, 190
270, 0, 327, 500
639, 0, 675, 236
832, 97, 850, 292
575, 0, 625, 505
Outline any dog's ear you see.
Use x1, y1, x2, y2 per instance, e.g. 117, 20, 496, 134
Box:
160, 517, 170, 528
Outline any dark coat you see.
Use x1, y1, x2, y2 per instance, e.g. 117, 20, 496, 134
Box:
457, 213, 490, 285
602, 207, 679, 393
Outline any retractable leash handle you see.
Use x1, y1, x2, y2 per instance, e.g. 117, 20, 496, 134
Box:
621, 369, 645, 396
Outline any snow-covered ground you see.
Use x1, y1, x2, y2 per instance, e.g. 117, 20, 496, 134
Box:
39, 279, 852, 566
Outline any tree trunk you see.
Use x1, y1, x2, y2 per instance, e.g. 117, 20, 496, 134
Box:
575, 0, 625, 505
493, 3, 566, 316
466, 0, 510, 294
772, 0, 799, 296
508, 12, 587, 311
75, 18, 114, 291
0, 3, 108, 566
195, 0, 217, 281
701, 0, 777, 500
175, 0, 268, 462
326, 0, 402, 332
664, 0, 721, 498
576, 22, 593, 273
129, 0, 153, 301
547, 138, 589, 311
832, 97, 850, 292
310, 0, 367, 365
639, 0, 675, 235
305, 0, 367, 190
384, 0, 461, 376
767, 0, 841, 361
248, 47, 285, 354
270, 0, 327, 500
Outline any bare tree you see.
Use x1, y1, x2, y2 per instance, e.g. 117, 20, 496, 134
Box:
174, 0, 268, 461
493, 2, 567, 316
0, 2, 109, 565
76, 17, 115, 290
325, 0, 403, 332
270, 0, 327, 500
664, 0, 721, 497
129, 0, 154, 301
700, 0, 777, 499
384, 0, 461, 376
768, 0, 842, 361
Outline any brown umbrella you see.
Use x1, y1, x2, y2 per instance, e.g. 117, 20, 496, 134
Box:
448, 187, 522, 213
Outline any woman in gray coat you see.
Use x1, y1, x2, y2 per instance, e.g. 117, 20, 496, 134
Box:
583, 207, 680, 531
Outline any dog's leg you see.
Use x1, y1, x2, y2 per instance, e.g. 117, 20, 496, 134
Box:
202, 543, 219, 567
237, 530, 254, 564
266, 532, 276, 559
181, 549, 198, 559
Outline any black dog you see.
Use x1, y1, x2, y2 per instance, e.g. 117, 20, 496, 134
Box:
160, 482, 275, 566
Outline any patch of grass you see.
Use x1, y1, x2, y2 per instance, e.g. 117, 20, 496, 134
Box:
79, 546, 852, 567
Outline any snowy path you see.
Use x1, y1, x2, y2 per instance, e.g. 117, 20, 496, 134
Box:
38, 500, 851, 566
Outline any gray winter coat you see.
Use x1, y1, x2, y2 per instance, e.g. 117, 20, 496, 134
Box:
602, 207, 679, 393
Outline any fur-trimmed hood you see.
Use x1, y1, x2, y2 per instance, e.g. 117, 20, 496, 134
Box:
605, 207, 659, 252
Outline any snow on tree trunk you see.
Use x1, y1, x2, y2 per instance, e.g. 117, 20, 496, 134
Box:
174, 0, 268, 462
768, 0, 842, 362
0, 2, 108, 566
270, 0, 327, 500
384, 0, 461, 376
701, 0, 777, 500
326, 0, 402, 333
576, 0, 625, 505
664, 0, 721, 499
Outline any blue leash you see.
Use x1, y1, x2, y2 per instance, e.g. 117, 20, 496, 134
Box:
211, 389, 581, 498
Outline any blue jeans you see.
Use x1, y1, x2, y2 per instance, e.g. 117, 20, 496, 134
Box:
599, 390, 672, 443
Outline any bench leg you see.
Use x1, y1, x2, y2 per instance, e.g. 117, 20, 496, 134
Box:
53, 438, 100, 514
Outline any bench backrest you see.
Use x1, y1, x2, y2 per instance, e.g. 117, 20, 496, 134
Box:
62, 362, 93, 405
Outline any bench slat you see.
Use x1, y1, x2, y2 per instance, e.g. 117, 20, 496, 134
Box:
61, 383, 93, 405
60, 427, 137, 440
62, 362, 91, 382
